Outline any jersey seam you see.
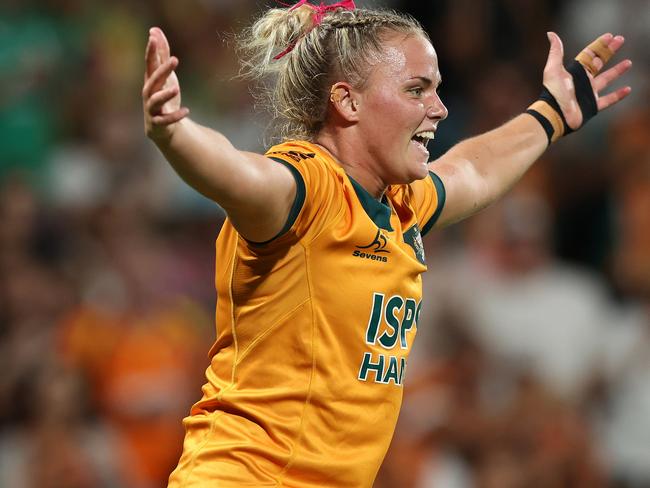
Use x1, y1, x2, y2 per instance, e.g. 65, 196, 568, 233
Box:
229, 246, 240, 386
235, 297, 311, 366
275, 243, 317, 484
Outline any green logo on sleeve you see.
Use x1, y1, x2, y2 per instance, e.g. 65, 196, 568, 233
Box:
404, 225, 426, 265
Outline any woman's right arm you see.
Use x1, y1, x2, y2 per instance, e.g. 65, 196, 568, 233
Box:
143, 27, 296, 243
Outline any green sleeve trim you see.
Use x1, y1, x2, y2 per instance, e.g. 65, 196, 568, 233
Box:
248, 157, 306, 245
421, 171, 446, 237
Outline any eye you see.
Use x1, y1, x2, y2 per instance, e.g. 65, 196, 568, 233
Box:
408, 87, 424, 97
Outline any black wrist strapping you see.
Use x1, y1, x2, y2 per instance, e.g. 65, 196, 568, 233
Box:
526, 60, 599, 145
567, 60, 598, 123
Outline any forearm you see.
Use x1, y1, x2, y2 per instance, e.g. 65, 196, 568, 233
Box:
433, 113, 548, 226
154, 118, 256, 208
446, 113, 547, 199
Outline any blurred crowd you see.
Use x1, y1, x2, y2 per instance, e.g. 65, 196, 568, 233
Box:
0, 0, 649, 487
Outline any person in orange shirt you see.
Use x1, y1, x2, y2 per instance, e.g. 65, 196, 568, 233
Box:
142, 1, 631, 486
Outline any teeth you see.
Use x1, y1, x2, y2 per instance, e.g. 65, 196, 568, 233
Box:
416, 131, 436, 140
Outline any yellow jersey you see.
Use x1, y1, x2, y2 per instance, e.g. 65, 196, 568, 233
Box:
168, 140, 445, 487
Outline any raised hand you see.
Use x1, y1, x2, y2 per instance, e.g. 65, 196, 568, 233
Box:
143, 27, 189, 142
542, 32, 632, 130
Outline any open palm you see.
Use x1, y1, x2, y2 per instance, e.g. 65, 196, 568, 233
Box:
142, 27, 189, 141
542, 32, 632, 130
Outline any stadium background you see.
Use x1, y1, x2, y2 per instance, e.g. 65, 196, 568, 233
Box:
1, 0, 649, 486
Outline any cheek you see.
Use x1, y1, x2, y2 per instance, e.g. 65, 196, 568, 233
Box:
367, 96, 418, 138
361, 85, 427, 151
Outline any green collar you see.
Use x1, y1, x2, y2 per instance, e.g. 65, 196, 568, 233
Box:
348, 176, 393, 231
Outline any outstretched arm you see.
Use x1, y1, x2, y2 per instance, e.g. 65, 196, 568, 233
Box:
143, 27, 296, 242
430, 32, 632, 228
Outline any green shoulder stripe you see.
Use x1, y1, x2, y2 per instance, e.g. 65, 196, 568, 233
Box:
421, 171, 446, 237
250, 156, 306, 244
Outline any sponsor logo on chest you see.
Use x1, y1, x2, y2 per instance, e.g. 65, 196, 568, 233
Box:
357, 292, 422, 386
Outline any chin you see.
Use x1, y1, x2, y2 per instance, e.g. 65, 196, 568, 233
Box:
408, 159, 430, 182
392, 162, 428, 186
404, 148, 430, 181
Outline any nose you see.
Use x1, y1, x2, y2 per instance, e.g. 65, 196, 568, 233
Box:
427, 94, 448, 121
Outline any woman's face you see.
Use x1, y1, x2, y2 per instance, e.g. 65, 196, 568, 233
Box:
356, 33, 447, 185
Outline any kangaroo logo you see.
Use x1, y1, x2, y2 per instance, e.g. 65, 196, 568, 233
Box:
356, 229, 390, 254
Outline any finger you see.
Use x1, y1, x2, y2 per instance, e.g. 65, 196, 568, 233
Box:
575, 33, 620, 76
606, 34, 626, 57
152, 108, 190, 126
142, 57, 178, 99
146, 87, 179, 115
597, 86, 632, 111
149, 27, 171, 63
583, 48, 604, 74
145, 35, 159, 80
544, 32, 565, 71
594, 59, 632, 92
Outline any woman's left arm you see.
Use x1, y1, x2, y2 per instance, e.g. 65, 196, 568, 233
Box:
430, 32, 632, 228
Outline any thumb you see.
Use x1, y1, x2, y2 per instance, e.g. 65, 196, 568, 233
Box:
544, 32, 565, 71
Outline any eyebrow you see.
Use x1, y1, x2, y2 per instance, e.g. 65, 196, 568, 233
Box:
407, 76, 441, 87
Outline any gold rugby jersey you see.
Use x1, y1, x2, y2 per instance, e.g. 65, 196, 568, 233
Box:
168, 140, 445, 487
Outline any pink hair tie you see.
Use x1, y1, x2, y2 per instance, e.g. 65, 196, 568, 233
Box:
273, 0, 356, 60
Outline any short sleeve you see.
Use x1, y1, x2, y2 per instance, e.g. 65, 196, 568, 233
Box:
408, 171, 446, 237
265, 149, 343, 245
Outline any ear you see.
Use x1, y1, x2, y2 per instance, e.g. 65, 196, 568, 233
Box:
329, 82, 360, 122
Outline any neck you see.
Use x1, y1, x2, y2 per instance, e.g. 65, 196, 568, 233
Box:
315, 129, 386, 200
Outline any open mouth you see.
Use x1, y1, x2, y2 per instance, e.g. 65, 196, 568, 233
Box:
411, 130, 435, 150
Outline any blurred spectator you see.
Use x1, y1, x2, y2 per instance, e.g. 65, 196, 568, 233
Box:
0, 361, 121, 487
438, 188, 615, 401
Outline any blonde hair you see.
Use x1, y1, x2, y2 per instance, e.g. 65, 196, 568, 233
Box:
237, 5, 427, 143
